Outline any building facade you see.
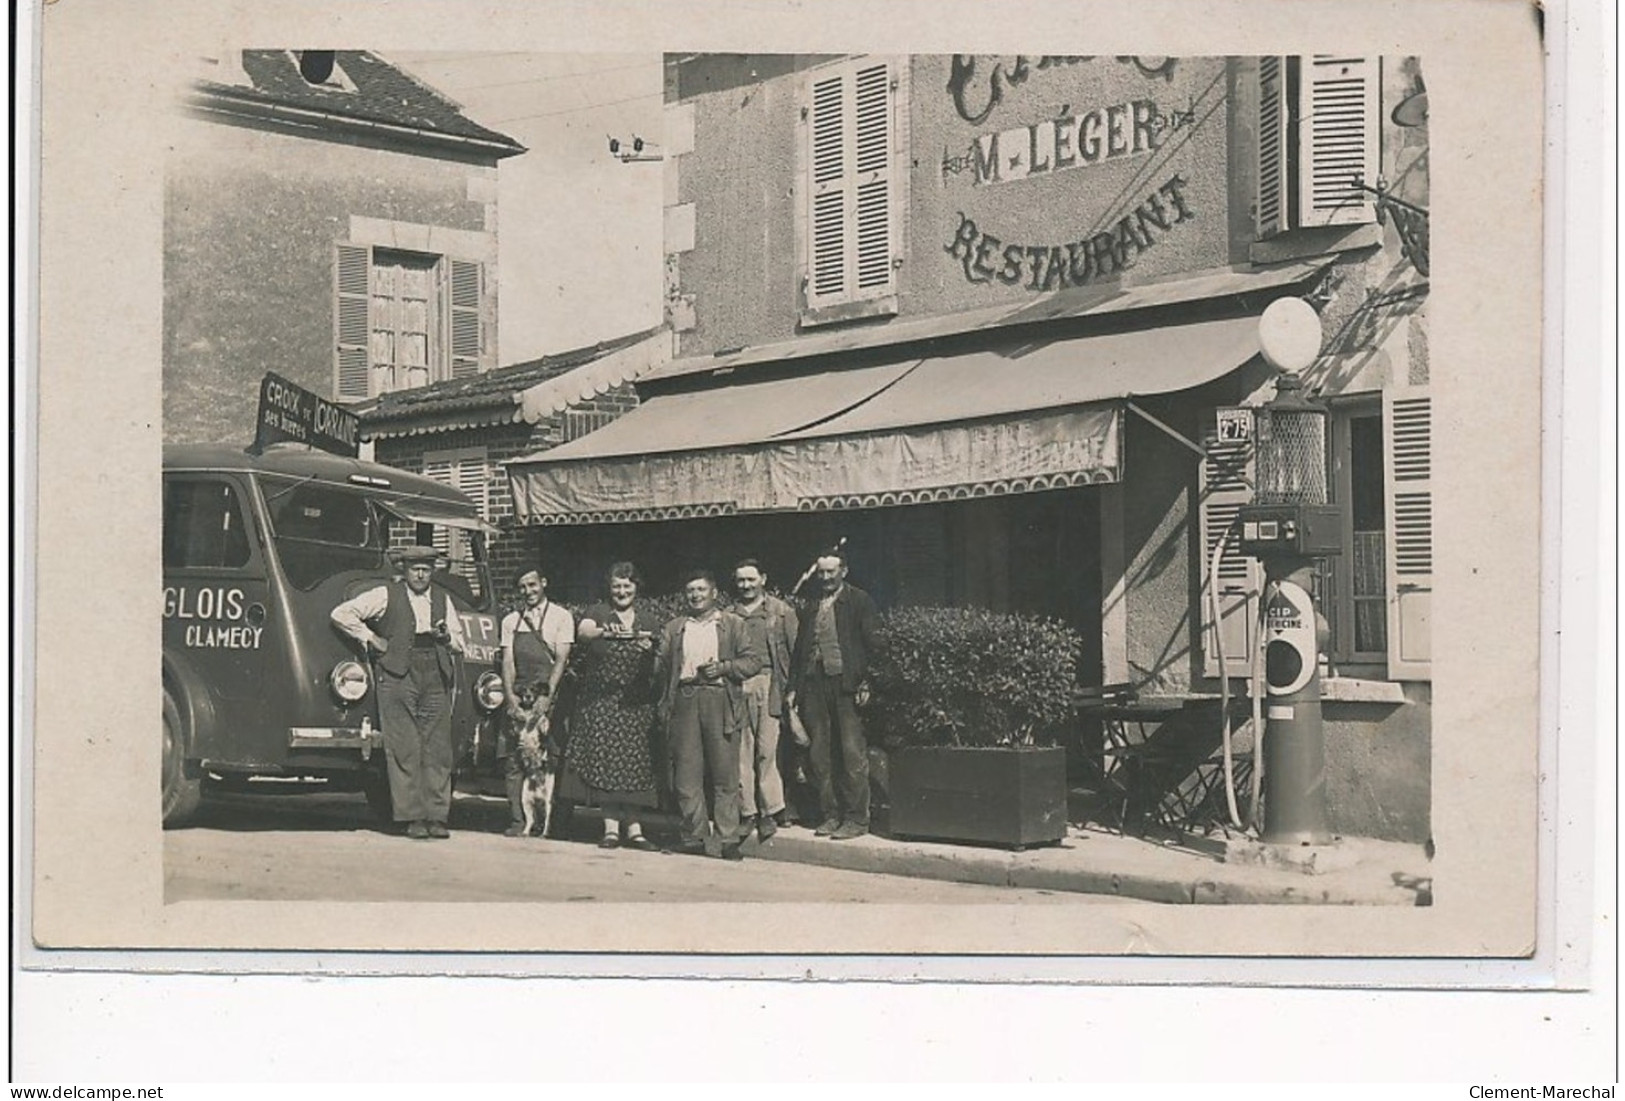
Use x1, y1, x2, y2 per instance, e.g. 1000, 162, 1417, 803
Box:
164, 50, 525, 446
505, 54, 1432, 841
360, 327, 670, 592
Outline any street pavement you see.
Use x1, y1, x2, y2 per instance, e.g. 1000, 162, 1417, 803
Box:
164, 788, 1133, 904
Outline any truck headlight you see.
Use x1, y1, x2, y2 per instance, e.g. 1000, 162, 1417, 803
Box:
474, 671, 506, 711
329, 660, 370, 703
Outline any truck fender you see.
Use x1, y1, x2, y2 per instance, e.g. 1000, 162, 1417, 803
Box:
161, 648, 219, 760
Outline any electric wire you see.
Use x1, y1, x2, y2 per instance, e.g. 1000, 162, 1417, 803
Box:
452, 60, 659, 93
486, 90, 663, 125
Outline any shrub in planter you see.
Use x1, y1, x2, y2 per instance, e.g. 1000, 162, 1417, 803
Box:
869, 607, 1082, 847
869, 606, 1081, 749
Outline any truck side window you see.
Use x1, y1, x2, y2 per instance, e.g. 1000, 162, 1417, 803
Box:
164, 479, 252, 570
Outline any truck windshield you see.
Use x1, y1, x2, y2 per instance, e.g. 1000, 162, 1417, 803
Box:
260, 476, 389, 590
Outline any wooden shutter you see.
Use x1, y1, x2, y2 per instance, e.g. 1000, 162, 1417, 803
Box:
852, 61, 894, 294
1383, 387, 1432, 679
1199, 413, 1262, 679
1256, 56, 1291, 239
449, 259, 483, 379
806, 59, 894, 309
334, 244, 371, 401
808, 70, 849, 304
1299, 55, 1379, 228
422, 449, 488, 581
421, 455, 455, 561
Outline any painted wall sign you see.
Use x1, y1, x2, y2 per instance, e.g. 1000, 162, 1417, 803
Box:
941, 99, 1198, 185
946, 55, 1179, 125
943, 175, 1193, 290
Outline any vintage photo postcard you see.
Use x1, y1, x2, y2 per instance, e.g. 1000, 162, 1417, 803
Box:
23, 0, 1558, 968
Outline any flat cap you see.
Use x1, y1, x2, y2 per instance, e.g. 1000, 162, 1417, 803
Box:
393, 544, 440, 564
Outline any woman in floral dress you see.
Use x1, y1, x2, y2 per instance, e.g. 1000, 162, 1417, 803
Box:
562, 561, 662, 850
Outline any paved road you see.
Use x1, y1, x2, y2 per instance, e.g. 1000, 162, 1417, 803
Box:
165, 787, 1127, 904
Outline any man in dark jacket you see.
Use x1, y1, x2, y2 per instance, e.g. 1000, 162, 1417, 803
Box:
787, 552, 878, 840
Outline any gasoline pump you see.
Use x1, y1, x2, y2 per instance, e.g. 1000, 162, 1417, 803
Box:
1236, 298, 1342, 846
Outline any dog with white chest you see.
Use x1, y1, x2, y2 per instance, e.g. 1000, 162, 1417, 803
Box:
511, 685, 558, 838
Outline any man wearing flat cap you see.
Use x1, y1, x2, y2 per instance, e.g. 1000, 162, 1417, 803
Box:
331, 545, 467, 839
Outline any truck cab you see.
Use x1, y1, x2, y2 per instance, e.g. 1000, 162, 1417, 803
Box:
162, 442, 506, 826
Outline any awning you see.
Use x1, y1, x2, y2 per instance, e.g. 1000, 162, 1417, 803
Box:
378, 494, 502, 535
641, 260, 1324, 384
508, 314, 1263, 525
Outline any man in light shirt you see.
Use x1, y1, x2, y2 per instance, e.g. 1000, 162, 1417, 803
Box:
654, 570, 762, 860
331, 544, 466, 840
497, 567, 575, 836
732, 559, 799, 841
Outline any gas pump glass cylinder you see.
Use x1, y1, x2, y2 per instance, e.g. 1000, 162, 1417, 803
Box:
1255, 374, 1329, 506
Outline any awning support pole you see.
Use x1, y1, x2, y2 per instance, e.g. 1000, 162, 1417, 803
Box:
1123, 399, 1209, 461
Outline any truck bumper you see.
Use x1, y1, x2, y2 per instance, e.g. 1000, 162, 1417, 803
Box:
288, 726, 384, 761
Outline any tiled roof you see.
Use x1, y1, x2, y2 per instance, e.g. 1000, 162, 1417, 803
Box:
360, 326, 665, 433
197, 51, 524, 154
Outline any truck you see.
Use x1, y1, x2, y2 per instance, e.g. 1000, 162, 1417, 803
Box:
161, 441, 508, 826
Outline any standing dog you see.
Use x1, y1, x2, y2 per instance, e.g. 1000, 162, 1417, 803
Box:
512, 686, 558, 838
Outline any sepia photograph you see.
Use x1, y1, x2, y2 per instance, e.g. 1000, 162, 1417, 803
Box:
155, 47, 1442, 912
21, 0, 1616, 1084
23, 0, 1559, 972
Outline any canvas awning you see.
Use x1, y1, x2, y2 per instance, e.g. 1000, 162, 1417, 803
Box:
507, 314, 1264, 525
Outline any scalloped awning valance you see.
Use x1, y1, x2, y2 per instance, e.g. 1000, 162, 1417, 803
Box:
506, 314, 1263, 526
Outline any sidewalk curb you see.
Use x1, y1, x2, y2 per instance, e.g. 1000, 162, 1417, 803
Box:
565, 806, 1429, 906
738, 829, 1426, 906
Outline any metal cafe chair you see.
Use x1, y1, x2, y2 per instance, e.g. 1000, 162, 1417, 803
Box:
1072, 683, 1191, 836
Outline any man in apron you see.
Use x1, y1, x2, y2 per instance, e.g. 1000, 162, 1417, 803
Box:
499, 567, 575, 836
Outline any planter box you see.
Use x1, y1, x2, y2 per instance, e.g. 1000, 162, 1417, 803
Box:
888, 745, 1068, 849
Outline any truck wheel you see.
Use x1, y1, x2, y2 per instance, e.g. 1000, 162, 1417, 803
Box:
361, 767, 394, 823
161, 685, 203, 828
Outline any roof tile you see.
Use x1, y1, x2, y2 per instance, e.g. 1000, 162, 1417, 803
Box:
204, 51, 524, 151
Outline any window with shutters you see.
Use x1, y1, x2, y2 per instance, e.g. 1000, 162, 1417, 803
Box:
1382, 388, 1432, 680
800, 56, 904, 325
1322, 403, 1388, 666
333, 245, 488, 401
1256, 56, 1380, 239
1200, 390, 1430, 683
420, 447, 489, 600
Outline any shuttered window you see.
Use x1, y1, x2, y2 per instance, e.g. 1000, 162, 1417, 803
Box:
1324, 405, 1388, 665
1198, 413, 1262, 679
332, 246, 489, 400
335, 245, 372, 401
1257, 56, 1379, 239
449, 259, 483, 379
421, 447, 489, 593
803, 57, 899, 318
1382, 388, 1432, 679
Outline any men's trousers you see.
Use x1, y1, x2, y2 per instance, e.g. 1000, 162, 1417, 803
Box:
376, 647, 454, 824
737, 673, 786, 821
668, 683, 741, 843
800, 672, 869, 828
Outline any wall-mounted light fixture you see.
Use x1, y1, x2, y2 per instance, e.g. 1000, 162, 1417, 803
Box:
607, 134, 662, 163
1390, 75, 1428, 129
